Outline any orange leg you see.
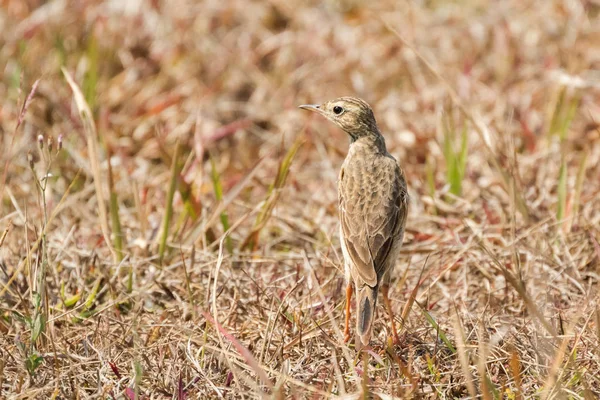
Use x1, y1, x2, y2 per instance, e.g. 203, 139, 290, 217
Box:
343, 283, 353, 343
381, 284, 399, 345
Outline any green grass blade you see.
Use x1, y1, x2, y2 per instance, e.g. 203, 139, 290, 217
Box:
559, 94, 579, 142
417, 301, 456, 354
556, 158, 567, 223
83, 277, 102, 311
442, 114, 467, 197
210, 155, 232, 253
107, 148, 123, 261
158, 140, 181, 263
458, 123, 468, 180
83, 33, 98, 113
548, 88, 566, 137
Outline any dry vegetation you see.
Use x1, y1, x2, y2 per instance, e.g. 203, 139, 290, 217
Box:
1, 0, 600, 398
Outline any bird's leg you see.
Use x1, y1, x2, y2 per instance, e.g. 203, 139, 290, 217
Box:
381, 284, 399, 345
343, 283, 353, 343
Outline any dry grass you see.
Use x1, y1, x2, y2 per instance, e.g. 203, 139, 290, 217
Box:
1, 0, 600, 398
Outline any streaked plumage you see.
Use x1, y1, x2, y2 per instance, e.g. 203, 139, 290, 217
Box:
299, 97, 408, 348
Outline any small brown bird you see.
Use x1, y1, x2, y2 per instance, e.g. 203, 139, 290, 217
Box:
300, 97, 408, 348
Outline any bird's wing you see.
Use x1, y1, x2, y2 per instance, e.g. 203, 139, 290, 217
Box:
339, 156, 407, 287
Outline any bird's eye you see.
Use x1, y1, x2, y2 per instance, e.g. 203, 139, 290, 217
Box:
333, 106, 344, 115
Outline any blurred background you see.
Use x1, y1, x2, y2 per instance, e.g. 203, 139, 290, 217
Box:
1, 0, 600, 397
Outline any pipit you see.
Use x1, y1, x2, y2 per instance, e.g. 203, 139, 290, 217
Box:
300, 97, 408, 348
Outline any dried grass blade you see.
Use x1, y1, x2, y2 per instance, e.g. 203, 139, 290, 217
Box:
62, 67, 115, 261
208, 204, 264, 393
452, 310, 476, 398
1, 79, 40, 215
541, 307, 590, 400
595, 305, 600, 346
400, 256, 426, 330
556, 158, 567, 225
565, 150, 588, 232
0, 221, 12, 248
509, 349, 523, 400
385, 343, 418, 391
301, 251, 358, 383
17, 78, 41, 131
201, 310, 273, 391
477, 328, 492, 400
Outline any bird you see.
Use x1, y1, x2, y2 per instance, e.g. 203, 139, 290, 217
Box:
299, 97, 408, 349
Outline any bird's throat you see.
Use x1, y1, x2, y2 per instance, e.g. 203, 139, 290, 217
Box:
349, 133, 387, 154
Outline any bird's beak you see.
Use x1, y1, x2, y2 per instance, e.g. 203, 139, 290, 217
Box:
298, 104, 321, 113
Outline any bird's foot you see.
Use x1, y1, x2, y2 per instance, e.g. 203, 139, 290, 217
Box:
344, 332, 351, 343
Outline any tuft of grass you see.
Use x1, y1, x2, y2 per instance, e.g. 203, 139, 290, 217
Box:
13, 293, 45, 377
202, 310, 274, 392
240, 138, 303, 251
183, 154, 271, 246
441, 112, 468, 198
417, 301, 456, 354
547, 87, 580, 231
548, 87, 580, 141
24, 131, 65, 379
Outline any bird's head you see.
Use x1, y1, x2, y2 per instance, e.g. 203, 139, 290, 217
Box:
299, 97, 380, 141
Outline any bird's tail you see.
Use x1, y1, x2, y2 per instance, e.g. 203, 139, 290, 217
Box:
355, 285, 378, 349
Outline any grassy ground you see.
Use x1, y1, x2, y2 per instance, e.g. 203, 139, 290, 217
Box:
1, 0, 600, 398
